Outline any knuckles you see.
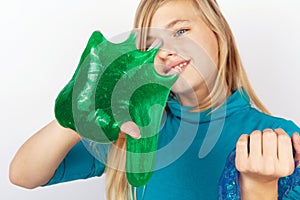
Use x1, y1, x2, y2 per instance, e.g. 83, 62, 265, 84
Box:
235, 159, 247, 173
277, 133, 291, 142
235, 128, 295, 180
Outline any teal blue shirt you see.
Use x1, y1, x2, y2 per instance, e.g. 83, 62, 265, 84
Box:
46, 89, 300, 199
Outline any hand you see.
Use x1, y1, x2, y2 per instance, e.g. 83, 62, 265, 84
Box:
235, 128, 295, 199
292, 132, 300, 167
54, 31, 176, 187
120, 121, 141, 139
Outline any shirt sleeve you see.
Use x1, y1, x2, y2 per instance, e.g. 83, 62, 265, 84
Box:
284, 186, 300, 199
44, 141, 106, 186
275, 119, 300, 199
274, 118, 300, 136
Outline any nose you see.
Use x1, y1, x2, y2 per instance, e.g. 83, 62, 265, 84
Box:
156, 42, 176, 62
156, 47, 176, 60
148, 37, 176, 61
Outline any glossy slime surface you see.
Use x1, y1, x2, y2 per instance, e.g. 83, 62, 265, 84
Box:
54, 31, 178, 186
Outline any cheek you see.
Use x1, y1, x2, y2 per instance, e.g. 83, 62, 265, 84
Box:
192, 25, 219, 67
153, 56, 164, 75
171, 70, 204, 94
206, 33, 219, 66
154, 56, 159, 65
199, 31, 219, 67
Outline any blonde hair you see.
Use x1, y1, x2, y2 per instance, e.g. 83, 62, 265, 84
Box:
105, 133, 137, 200
105, 0, 270, 199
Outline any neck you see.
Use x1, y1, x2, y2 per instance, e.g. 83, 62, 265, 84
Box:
175, 84, 210, 107
175, 84, 231, 109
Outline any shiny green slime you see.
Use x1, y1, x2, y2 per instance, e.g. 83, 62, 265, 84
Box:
54, 31, 178, 187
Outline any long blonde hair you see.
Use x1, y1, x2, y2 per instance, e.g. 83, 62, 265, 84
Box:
105, 0, 270, 199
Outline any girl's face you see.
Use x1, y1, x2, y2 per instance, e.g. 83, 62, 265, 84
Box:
148, 0, 219, 106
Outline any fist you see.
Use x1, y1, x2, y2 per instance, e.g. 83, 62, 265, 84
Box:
235, 128, 295, 183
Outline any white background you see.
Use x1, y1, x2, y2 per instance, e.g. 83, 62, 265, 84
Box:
1, 0, 300, 200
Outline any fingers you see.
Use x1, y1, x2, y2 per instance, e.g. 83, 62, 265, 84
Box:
262, 129, 277, 158
292, 132, 300, 166
120, 121, 141, 139
275, 128, 294, 176
275, 128, 293, 161
249, 130, 262, 157
235, 134, 249, 171
235, 128, 294, 179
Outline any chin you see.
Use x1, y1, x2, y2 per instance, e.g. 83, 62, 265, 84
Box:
172, 75, 199, 92
171, 83, 198, 96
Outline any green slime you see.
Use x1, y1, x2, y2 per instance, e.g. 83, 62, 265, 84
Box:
54, 31, 178, 187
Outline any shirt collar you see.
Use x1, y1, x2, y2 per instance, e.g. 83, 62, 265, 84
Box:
167, 88, 251, 123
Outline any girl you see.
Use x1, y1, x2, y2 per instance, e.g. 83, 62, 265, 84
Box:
9, 0, 300, 199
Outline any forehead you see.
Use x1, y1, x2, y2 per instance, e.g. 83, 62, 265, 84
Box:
150, 0, 199, 28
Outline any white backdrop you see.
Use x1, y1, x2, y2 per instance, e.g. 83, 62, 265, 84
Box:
1, 1, 299, 200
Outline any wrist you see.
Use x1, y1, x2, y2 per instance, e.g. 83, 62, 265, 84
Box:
240, 175, 278, 200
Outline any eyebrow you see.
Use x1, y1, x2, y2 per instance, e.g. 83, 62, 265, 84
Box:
165, 19, 191, 29
146, 20, 191, 41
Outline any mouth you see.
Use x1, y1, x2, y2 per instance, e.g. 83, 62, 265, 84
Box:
164, 60, 190, 75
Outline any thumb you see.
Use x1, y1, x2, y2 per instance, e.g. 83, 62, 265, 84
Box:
120, 121, 141, 139
292, 132, 300, 167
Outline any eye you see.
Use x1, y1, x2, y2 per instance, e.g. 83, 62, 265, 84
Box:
174, 29, 188, 37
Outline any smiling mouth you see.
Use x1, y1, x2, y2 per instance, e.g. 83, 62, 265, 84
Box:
165, 60, 190, 74
173, 62, 188, 72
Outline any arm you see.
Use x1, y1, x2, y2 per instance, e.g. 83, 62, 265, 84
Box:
239, 173, 278, 200
235, 129, 299, 200
9, 120, 81, 189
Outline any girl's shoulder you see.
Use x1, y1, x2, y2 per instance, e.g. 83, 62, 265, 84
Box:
248, 107, 300, 136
